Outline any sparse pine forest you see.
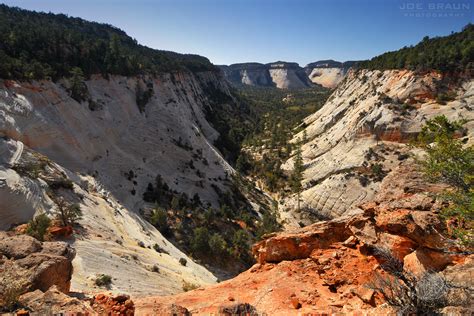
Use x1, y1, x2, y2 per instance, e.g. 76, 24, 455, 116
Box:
235, 87, 330, 194
358, 24, 473, 73
0, 4, 216, 80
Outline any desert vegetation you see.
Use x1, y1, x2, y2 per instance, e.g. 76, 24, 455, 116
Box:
236, 87, 330, 193
416, 115, 473, 246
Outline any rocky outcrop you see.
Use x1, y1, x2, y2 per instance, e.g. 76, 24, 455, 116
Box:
252, 216, 352, 263
281, 69, 474, 226
19, 285, 95, 315
267, 62, 314, 89
91, 293, 135, 315
0, 232, 75, 302
134, 167, 473, 315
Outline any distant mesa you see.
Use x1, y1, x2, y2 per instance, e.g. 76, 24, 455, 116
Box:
219, 60, 359, 89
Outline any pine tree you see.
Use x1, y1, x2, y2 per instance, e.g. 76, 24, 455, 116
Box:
68, 67, 87, 102
291, 142, 304, 212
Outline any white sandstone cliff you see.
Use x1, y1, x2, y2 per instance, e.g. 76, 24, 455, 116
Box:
281, 69, 474, 227
0, 70, 246, 295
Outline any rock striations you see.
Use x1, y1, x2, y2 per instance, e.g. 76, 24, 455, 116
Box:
0, 70, 246, 296
280, 69, 474, 226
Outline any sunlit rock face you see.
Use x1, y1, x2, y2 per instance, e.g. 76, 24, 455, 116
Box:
281, 69, 474, 227
0, 70, 244, 295
0, 72, 236, 211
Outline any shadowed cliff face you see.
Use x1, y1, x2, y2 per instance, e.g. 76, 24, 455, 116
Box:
280, 69, 474, 227
304, 60, 357, 89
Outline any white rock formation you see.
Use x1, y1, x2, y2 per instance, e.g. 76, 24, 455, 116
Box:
0, 138, 217, 295
307, 67, 345, 88
268, 67, 309, 89
281, 69, 474, 227
0, 70, 246, 294
219, 62, 314, 89
0, 72, 234, 211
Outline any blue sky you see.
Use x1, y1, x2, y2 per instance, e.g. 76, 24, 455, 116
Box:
1, 0, 472, 65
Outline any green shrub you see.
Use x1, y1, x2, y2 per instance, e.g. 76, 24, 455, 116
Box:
257, 210, 281, 238
12, 160, 46, 179
209, 233, 228, 256
436, 92, 456, 105
149, 208, 168, 234
153, 243, 169, 254
95, 274, 112, 287
232, 230, 249, 253
47, 178, 74, 190
417, 115, 473, 246
182, 280, 199, 292
191, 227, 210, 254
68, 67, 88, 102
370, 163, 386, 181
179, 257, 187, 266
55, 198, 82, 226
26, 213, 51, 241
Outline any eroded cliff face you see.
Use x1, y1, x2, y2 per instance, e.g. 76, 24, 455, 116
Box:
281, 69, 474, 226
0, 71, 236, 213
306, 67, 346, 88
0, 71, 247, 295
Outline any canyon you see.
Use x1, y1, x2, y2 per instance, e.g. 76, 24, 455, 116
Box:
0, 4, 472, 316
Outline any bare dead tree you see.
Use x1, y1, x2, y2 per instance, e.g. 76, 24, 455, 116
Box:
367, 247, 449, 315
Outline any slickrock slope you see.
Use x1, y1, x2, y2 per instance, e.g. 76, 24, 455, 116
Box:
0, 72, 236, 212
0, 138, 217, 296
0, 70, 252, 295
281, 69, 474, 226
135, 165, 473, 315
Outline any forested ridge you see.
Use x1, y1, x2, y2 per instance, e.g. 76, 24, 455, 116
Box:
0, 4, 216, 80
358, 24, 473, 73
